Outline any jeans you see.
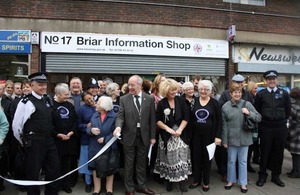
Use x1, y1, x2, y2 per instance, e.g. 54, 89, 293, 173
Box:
227, 146, 248, 185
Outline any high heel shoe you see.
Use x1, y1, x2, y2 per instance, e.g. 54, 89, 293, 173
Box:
202, 185, 209, 192
224, 183, 234, 190
189, 183, 200, 189
240, 186, 248, 193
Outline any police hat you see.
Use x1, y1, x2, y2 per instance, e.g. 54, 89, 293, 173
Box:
87, 78, 99, 89
28, 72, 48, 83
232, 74, 245, 82
263, 70, 278, 79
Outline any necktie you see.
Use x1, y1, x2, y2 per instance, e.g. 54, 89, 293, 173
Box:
135, 95, 141, 112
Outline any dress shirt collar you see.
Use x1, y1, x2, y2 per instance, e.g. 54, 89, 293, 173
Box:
32, 91, 43, 99
267, 86, 277, 93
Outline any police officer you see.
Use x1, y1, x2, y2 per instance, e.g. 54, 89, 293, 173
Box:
254, 70, 291, 187
12, 72, 60, 195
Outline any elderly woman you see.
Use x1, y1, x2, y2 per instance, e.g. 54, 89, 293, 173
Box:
189, 80, 222, 192
154, 78, 191, 192
87, 96, 117, 195
106, 82, 120, 113
286, 87, 300, 178
52, 83, 78, 193
181, 81, 195, 111
222, 83, 261, 193
77, 92, 96, 193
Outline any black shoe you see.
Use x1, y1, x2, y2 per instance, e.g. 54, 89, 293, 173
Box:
85, 184, 93, 193
63, 188, 72, 193
179, 181, 188, 192
256, 178, 266, 187
189, 183, 200, 189
240, 187, 248, 193
202, 185, 209, 192
271, 178, 285, 187
287, 172, 300, 178
92, 193, 99, 195
247, 166, 256, 173
166, 182, 173, 192
224, 183, 233, 190
106, 192, 113, 195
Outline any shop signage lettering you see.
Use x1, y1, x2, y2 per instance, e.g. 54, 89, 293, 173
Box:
250, 47, 300, 63
0, 42, 31, 53
41, 32, 229, 58
0, 30, 32, 53
0, 30, 31, 42
234, 45, 300, 65
45, 36, 195, 52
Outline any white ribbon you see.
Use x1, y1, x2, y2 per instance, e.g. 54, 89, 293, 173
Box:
0, 136, 118, 186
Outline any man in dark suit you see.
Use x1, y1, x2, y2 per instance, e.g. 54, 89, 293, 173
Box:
113, 75, 156, 195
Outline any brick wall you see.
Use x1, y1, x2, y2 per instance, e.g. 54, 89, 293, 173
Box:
1, 0, 299, 35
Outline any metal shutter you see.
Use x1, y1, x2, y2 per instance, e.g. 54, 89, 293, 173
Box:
45, 53, 225, 76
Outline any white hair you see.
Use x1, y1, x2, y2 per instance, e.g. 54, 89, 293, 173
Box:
182, 81, 194, 91
106, 82, 119, 96
97, 96, 113, 111
198, 80, 213, 91
54, 83, 69, 95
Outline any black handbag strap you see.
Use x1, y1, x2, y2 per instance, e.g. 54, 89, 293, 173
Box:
242, 100, 247, 108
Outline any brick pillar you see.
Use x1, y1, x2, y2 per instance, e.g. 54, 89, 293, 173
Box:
30, 45, 40, 73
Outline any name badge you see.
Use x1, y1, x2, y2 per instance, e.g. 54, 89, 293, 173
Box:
137, 123, 140, 128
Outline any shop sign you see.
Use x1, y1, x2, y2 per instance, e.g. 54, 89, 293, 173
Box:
0, 42, 31, 53
233, 44, 300, 65
0, 30, 31, 53
0, 30, 31, 42
41, 32, 229, 59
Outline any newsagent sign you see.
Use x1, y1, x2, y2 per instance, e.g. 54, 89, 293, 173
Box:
233, 44, 300, 65
41, 32, 228, 59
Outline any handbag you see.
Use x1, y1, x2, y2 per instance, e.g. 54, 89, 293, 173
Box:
242, 101, 257, 131
94, 148, 120, 178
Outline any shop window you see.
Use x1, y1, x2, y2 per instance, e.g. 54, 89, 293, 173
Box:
223, 0, 265, 6
0, 54, 29, 82
294, 76, 300, 88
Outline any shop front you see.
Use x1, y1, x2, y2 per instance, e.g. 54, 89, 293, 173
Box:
233, 44, 300, 91
0, 30, 31, 82
40, 32, 229, 92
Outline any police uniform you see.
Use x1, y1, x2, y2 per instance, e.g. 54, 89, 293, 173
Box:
12, 72, 60, 195
254, 70, 291, 187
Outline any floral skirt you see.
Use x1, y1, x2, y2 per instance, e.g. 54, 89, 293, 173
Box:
153, 135, 192, 182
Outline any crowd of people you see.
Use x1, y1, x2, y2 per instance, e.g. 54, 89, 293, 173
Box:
0, 70, 299, 195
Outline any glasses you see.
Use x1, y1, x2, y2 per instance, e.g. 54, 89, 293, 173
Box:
185, 88, 194, 91
199, 88, 210, 92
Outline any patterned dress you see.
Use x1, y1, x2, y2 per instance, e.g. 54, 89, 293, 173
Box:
154, 96, 192, 182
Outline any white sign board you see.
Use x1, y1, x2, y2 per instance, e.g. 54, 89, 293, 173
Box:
41, 32, 229, 59
233, 44, 300, 65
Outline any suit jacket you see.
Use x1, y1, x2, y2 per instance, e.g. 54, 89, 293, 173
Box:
115, 92, 156, 146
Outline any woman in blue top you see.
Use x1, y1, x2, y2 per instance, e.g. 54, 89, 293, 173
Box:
87, 96, 117, 195
77, 92, 96, 193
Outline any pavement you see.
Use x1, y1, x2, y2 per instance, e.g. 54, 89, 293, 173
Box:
1, 150, 299, 195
